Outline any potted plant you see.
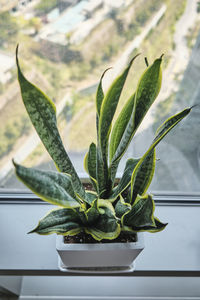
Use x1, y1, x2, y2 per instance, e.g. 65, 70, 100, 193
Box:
13, 46, 191, 272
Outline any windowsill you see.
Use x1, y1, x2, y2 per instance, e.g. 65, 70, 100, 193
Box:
0, 194, 200, 276
1, 190, 200, 203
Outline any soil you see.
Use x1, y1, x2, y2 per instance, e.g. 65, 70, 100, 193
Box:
64, 232, 137, 244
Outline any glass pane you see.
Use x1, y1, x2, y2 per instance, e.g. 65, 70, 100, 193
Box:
0, 0, 199, 193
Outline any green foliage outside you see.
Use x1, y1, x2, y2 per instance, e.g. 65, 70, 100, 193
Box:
35, 0, 57, 15
0, 114, 30, 159
79, 0, 163, 67
122, 0, 187, 102
67, 0, 188, 152
0, 12, 19, 47
0, 0, 190, 166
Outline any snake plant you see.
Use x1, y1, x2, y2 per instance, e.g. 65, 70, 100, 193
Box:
13, 46, 191, 241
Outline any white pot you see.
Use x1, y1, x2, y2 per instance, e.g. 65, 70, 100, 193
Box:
56, 233, 144, 273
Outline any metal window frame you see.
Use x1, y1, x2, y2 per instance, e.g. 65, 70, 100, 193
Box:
1, 190, 200, 205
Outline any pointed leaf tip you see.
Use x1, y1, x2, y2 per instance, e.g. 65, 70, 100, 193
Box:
160, 53, 164, 59
12, 158, 17, 167
16, 44, 20, 67
145, 57, 149, 67
129, 53, 141, 66
101, 67, 112, 79
15, 44, 23, 78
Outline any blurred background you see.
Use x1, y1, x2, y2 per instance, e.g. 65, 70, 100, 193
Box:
0, 0, 200, 193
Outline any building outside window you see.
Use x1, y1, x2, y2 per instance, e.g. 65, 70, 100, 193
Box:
0, 0, 199, 195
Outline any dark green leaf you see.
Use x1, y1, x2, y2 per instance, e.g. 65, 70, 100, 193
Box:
96, 145, 110, 197
96, 67, 112, 116
111, 56, 162, 166
87, 143, 97, 179
153, 108, 191, 145
85, 198, 100, 224
85, 207, 120, 241
99, 55, 139, 172
29, 208, 82, 235
122, 194, 155, 228
130, 108, 191, 199
109, 158, 140, 200
84, 190, 98, 205
109, 93, 135, 162
131, 149, 156, 203
16, 46, 84, 198
14, 161, 80, 208
84, 143, 98, 191
115, 195, 131, 218
131, 217, 168, 232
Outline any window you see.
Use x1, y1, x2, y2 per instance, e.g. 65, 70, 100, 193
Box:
0, 0, 199, 194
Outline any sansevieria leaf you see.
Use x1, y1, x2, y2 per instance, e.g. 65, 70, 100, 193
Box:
96, 144, 111, 198
122, 194, 155, 228
110, 56, 162, 180
131, 149, 156, 203
84, 143, 97, 191
85, 198, 100, 224
95, 69, 112, 196
13, 161, 80, 208
85, 204, 121, 241
109, 92, 135, 162
122, 216, 167, 233
29, 208, 82, 235
97, 56, 139, 197
96, 67, 112, 117
132, 217, 168, 233
131, 107, 191, 199
115, 195, 131, 218
16, 46, 84, 198
109, 158, 140, 200
84, 191, 98, 205
99, 56, 139, 157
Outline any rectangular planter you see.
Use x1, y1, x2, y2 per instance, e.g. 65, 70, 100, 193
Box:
56, 233, 144, 273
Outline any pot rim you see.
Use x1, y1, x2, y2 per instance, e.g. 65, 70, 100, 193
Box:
56, 232, 144, 251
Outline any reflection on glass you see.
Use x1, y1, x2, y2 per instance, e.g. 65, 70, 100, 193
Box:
0, 0, 199, 192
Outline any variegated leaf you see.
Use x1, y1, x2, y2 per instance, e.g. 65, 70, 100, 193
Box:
153, 108, 191, 145
109, 158, 140, 200
131, 149, 156, 203
122, 194, 155, 228
131, 108, 191, 199
99, 55, 139, 173
110, 56, 162, 171
84, 143, 98, 191
14, 161, 80, 208
96, 145, 110, 198
115, 195, 131, 218
29, 208, 82, 235
16, 46, 84, 198
85, 203, 121, 241
109, 93, 135, 162
129, 217, 168, 233
85, 190, 98, 205
85, 198, 100, 224
96, 68, 112, 117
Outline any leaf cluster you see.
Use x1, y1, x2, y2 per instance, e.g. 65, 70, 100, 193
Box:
13, 46, 191, 241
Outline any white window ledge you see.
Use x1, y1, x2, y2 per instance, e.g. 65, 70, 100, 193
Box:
0, 193, 200, 276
